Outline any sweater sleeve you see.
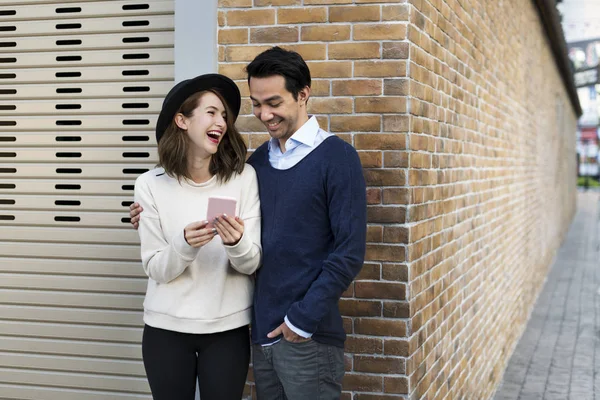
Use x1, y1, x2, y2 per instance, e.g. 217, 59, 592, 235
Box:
134, 174, 201, 284
223, 164, 262, 274
286, 143, 367, 334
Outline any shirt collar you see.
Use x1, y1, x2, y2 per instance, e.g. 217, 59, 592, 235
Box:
268, 116, 320, 152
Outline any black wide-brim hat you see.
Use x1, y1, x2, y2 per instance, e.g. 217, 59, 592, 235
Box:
155, 73, 241, 143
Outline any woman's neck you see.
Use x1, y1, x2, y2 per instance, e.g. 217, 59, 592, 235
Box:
187, 154, 213, 184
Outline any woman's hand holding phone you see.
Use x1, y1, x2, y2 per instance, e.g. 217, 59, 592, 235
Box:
134, 195, 243, 247
214, 215, 244, 246
184, 221, 217, 248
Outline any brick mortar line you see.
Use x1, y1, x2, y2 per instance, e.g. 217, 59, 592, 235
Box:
404, 190, 531, 259
409, 219, 554, 394
412, 0, 477, 43
404, 5, 533, 128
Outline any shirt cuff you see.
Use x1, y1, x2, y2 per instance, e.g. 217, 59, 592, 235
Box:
285, 315, 312, 339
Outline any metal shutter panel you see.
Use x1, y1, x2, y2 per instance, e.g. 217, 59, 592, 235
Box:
0, 1, 173, 398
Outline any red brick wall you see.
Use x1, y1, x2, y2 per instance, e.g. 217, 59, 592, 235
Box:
217, 1, 578, 398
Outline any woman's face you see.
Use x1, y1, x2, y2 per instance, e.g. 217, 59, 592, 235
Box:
175, 91, 228, 159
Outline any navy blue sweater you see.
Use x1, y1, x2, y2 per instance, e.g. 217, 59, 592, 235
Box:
247, 136, 367, 348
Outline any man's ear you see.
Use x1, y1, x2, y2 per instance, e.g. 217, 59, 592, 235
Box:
174, 113, 187, 130
298, 86, 311, 107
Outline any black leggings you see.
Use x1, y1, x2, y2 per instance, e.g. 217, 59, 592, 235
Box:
142, 324, 250, 400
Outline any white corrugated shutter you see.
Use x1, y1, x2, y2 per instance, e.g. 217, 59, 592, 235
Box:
0, 1, 173, 398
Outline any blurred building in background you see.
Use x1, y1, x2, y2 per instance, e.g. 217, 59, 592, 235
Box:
560, 0, 600, 178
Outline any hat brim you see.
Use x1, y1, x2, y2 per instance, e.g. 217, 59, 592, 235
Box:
155, 74, 241, 143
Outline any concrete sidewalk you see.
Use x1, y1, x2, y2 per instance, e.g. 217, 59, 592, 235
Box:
493, 191, 600, 400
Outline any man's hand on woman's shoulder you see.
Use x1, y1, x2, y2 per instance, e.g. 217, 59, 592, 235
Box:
129, 202, 143, 230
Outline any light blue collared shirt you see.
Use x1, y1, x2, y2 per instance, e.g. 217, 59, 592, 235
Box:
268, 116, 333, 171
265, 116, 332, 342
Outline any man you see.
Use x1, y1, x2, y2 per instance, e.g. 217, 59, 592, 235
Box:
130, 47, 367, 399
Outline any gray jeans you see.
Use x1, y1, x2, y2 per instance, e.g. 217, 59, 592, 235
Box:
252, 339, 345, 400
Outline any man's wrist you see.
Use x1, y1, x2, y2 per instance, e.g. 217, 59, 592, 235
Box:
285, 315, 312, 338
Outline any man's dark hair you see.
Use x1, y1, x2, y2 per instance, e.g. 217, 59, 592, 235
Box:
246, 46, 311, 100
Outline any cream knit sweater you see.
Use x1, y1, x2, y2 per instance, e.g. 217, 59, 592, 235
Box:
134, 164, 261, 334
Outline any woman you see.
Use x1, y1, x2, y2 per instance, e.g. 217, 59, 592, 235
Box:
133, 74, 261, 400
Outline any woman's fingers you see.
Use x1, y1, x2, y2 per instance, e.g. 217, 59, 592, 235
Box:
226, 215, 244, 232
214, 215, 243, 245
189, 234, 215, 248
184, 221, 216, 247
183, 216, 245, 247
214, 220, 234, 243
221, 215, 244, 235
213, 226, 228, 244
188, 228, 215, 242
214, 216, 235, 236
187, 233, 216, 247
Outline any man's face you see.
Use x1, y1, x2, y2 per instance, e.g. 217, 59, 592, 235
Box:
249, 75, 309, 143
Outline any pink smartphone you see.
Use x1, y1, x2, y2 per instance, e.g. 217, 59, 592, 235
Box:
206, 196, 237, 228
